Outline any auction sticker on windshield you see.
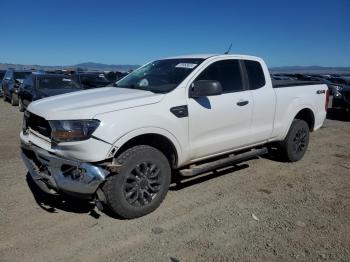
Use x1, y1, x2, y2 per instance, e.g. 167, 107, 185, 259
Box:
175, 63, 198, 69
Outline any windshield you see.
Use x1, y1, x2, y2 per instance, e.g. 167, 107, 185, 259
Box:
37, 76, 81, 90
14, 72, 32, 79
116, 58, 204, 93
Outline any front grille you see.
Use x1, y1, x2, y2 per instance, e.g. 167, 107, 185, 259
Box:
24, 112, 52, 138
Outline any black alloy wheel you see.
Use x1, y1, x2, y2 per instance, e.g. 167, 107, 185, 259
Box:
280, 119, 310, 162
102, 145, 171, 219
123, 162, 162, 207
292, 127, 308, 155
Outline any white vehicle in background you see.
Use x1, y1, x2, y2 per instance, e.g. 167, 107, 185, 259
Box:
20, 54, 328, 218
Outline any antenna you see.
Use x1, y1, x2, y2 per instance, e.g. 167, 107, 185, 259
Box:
224, 43, 232, 54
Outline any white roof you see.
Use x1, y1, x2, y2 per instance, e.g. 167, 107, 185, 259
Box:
162, 54, 261, 61
164, 54, 218, 59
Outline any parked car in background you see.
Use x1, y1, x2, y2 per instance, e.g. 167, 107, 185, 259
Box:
0, 70, 6, 97
18, 73, 83, 111
103, 71, 117, 82
327, 76, 350, 86
74, 72, 112, 89
271, 74, 297, 80
326, 76, 350, 112
2, 69, 32, 105
115, 71, 129, 81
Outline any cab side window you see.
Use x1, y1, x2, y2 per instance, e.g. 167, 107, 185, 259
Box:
195, 60, 244, 93
244, 60, 266, 90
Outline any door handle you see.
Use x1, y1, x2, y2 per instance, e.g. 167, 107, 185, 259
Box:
236, 100, 249, 106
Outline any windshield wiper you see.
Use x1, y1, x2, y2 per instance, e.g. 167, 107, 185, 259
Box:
115, 84, 135, 88
114, 84, 167, 94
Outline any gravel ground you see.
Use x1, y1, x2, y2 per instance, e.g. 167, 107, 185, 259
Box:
0, 101, 349, 262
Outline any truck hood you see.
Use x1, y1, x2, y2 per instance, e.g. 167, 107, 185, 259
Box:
28, 87, 164, 120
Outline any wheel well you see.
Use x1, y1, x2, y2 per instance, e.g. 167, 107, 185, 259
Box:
115, 134, 178, 168
294, 108, 315, 131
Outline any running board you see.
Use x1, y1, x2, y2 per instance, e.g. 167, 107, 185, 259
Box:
180, 147, 268, 177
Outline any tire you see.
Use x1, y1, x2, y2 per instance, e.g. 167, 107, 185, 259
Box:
2, 90, 7, 101
11, 93, 19, 106
280, 119, 310, 162
19, 98, 25, 112
102, 145, 171, 219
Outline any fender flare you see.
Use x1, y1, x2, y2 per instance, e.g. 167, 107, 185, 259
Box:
110, 127, 184, 164
282, 104, 316, 139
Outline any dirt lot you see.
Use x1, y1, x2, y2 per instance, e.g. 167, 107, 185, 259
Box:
0, 101, 349, 262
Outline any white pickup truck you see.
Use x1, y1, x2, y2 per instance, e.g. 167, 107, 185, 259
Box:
21, 54, 328, 218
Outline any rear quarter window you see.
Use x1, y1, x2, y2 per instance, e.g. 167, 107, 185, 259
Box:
244, 60, 266, 90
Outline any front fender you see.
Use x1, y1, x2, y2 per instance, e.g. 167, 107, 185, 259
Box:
109, 127, 185, 166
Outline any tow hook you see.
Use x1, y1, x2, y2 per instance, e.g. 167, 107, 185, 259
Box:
95, 188, 107, 211
106, 162, 122, 173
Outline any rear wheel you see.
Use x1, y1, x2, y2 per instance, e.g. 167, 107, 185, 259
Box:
280, 119, 310, 162
11, 93, 19, 106
102, 145, 171, 219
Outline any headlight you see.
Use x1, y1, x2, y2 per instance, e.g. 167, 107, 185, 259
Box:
332, 85, 343, 98
335, 86, 343, 92
49, 119, 100, 143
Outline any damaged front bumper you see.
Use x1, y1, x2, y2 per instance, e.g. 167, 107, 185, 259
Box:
21, 140, 109, 198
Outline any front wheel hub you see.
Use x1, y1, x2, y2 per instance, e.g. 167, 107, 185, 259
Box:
124, 162, 161, 207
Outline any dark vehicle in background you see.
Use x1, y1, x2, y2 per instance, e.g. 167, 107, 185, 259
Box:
0, 70, 6, 96
18, 74, 83, 111
74, 72, 112, 89
293, 74, 350, 112
2, 69, 32, 105
271, 74, 297, 80
326, 76, 350, 111
115, 71, 129, 81
327, 76, 350, 86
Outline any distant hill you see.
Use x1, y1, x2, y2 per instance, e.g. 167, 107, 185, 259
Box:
0, 62, 140, 72
270, 66, 350, 75
73, 62, 140, 71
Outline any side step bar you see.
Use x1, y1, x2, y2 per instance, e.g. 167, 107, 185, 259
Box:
180, 147, 268, 177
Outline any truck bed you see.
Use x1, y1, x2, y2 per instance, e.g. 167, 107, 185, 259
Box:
272, 80, 321, 88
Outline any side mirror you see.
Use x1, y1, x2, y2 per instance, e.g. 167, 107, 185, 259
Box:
189, 80, 223, 98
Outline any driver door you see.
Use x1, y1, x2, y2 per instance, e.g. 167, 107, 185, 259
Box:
187, 59, 253, 160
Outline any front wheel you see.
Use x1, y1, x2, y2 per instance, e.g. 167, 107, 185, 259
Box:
18, 98, 25, 112
2, 90, 7, 101
11, 93, 19, 106
279, 119, 310, 162
102, 145, 171, 219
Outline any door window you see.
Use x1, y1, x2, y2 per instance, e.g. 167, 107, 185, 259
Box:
244, 60, 266, 90
195, 60, 244, 93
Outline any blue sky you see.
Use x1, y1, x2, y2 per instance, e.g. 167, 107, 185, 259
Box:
0, 0, 349, 67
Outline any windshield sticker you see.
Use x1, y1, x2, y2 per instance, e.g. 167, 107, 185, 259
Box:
175, 63, 198, 69
139, 78, 149, 87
